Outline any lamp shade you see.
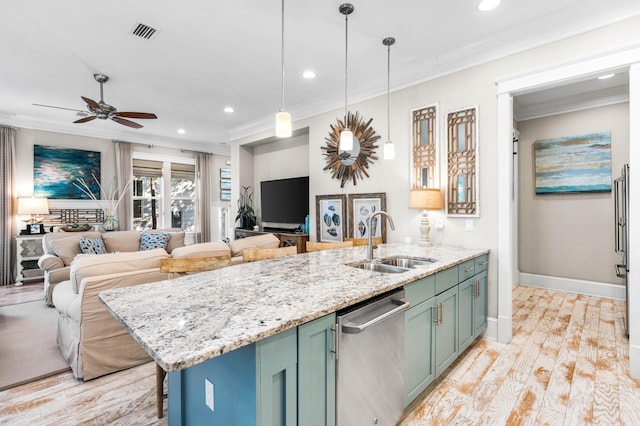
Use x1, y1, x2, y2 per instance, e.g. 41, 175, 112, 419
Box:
275, 111, 292, 137
383, 141, 395, 160
340, 129, 354, 151
17, 197, 49, 215
409, 188, 442, 210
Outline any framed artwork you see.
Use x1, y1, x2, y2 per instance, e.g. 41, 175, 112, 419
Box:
347, 192, 387, 242
446, 106, 479, 217
220, 180, 231, 190
534, 131, 612, 194
220, 190, 232, 201
315, 194, 347, 242
33, 145, 101, 199
220, 168, 231, 179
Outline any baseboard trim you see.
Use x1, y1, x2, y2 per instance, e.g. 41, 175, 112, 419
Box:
484, 316, 498, 341
519, 272, 625, 300
630, 343, 640, 380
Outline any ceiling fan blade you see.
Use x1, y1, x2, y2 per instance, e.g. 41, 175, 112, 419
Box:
73, 116, 97, 124
33, 103, 86, 113
112, 117, 143, 129
81, 96, 101, 110
115, 112, 158, 119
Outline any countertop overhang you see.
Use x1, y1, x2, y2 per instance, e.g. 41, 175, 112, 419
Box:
99, 243, 488, 372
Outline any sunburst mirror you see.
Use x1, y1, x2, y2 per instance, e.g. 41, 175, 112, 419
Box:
322, 111, 380, 188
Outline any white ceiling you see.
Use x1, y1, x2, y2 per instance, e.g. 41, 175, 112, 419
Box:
1, 0, 639, 154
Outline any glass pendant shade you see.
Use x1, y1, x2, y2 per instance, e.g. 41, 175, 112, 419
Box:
383, 141, 395, 160
340, 128, 353, 151
275, 111, 292, 137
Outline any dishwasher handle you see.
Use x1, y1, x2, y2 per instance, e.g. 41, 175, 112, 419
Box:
341, 298, 410, 334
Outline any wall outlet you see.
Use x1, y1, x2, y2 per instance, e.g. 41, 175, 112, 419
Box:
465, 220, 474, 231
205, 379, 214, 412
435, 219, 444, 229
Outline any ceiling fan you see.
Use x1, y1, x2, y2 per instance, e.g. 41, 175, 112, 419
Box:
33, 73, 157, 129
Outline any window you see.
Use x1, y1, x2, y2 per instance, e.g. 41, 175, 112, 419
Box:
132, 158, 196, 231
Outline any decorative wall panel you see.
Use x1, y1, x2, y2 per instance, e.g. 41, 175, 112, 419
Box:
446, 107, 478, 216
411, 105, 437, 189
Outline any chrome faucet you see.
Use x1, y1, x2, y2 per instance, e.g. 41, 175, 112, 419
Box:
366, 211, 395, 260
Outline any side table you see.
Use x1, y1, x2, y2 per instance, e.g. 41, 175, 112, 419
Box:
15, 233, 45, 286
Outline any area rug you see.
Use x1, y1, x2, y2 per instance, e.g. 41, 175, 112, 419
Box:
0, 300, 70, 391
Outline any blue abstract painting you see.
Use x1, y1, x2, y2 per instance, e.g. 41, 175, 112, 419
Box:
33, 145, 101, 199
534, 132, 611, 194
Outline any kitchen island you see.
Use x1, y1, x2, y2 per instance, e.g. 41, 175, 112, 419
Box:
99, 243, 489, 425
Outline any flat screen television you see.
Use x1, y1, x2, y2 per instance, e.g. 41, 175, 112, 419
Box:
260, 176, 309, 226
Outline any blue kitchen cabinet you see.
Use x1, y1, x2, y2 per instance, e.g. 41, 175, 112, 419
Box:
298, 313, 336, 426
458, 275, 476, 353
434, 285, 459, 377
404, 295, 436, 405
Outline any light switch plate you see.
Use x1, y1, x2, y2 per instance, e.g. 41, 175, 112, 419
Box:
465, 220, 474, 231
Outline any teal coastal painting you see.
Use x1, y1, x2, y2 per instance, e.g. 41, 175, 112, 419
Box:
34, 145, 101, 199
534, 132, 611, 194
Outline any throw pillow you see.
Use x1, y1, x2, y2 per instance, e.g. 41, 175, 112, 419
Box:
79, 237, 107, 255
140, 232, 170, 251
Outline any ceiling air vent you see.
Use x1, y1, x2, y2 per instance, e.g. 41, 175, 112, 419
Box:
131, 22, 158, 40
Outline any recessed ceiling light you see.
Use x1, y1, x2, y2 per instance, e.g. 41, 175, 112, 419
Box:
478, 0, 501, 11
302, 70, 316, 79
598, 73, 616, 80
177, 128, 186, 134
224, 106, 234, 113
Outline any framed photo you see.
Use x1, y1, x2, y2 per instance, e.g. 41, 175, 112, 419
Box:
315, 194, 347, 242
220, 168, 231, 179
347, 193, 387, 242
28, 223, 45, 234
220, 190, 231, 201
220, 180, 231, 190
534, 131, 611, 194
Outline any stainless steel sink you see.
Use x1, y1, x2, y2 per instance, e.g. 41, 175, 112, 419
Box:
380, 257, 437, 268
349, 261, 411, 274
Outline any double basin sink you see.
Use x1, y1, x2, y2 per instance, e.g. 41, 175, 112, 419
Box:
348, 256, 437, 274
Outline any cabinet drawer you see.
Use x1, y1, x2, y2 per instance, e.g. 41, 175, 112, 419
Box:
435, 267, 458, 295
474, 255, 489, 272
458, 260, 475, 282
405, 275, 435, 306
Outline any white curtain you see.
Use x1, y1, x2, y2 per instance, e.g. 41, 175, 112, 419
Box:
195, 152, 212, 243
1, 127, 17, 285
114, 141, 132, 230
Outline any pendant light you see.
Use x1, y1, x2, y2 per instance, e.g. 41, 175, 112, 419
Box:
383, 37, 396, 160
275, 0, 292, 137
339, 3, 354, 151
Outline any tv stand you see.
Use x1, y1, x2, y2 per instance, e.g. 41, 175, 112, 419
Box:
235, 228, 309, 253
263, 226, 299, 233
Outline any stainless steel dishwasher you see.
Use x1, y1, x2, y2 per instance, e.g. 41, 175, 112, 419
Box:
335, 288, 409, 426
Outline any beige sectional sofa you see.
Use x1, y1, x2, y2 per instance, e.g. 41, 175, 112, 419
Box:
47, 231, 281, 380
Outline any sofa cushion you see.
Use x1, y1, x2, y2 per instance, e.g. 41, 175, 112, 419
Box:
171, 241, 231, 259
228, 234, 281, 257
43, 231, 102, 256
50, 234, 102, 266
79, 237, 107, 255
70, 248, 169, 294
102, 230, 141, 253
147, 229, 185, 253
140, 232, 170, 251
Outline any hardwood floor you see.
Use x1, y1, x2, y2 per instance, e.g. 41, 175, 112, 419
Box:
1, 285, 639, 425
0, 281, 43, 307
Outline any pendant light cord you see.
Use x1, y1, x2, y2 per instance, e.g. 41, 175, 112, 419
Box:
387, 42, 390, 141
280, 0, 285, 112
344, 11, 349, 125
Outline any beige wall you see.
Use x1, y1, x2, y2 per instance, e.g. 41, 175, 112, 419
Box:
518, 103, 629, 284
232, 16, 640, 320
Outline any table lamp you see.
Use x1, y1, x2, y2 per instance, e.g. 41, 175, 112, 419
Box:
17, 197, 49, 224
409, 188, 443, 247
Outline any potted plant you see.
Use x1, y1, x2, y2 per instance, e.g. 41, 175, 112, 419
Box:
235, 186, 257, 229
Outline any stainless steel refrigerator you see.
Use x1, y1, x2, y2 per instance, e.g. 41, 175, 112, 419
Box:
614, 163, 629, 334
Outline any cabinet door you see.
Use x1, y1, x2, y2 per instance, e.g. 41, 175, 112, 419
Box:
298, 314, 336, 426
473, 270, 488, 337
434, 286, 458, 377
458, 277, 475, 353
404, 297, 436, 406
256, 328, 297, 426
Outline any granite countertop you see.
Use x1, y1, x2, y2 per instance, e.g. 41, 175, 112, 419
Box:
99, 243, 488, 372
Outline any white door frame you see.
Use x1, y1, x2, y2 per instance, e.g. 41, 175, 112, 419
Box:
496, 44, 640, 378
